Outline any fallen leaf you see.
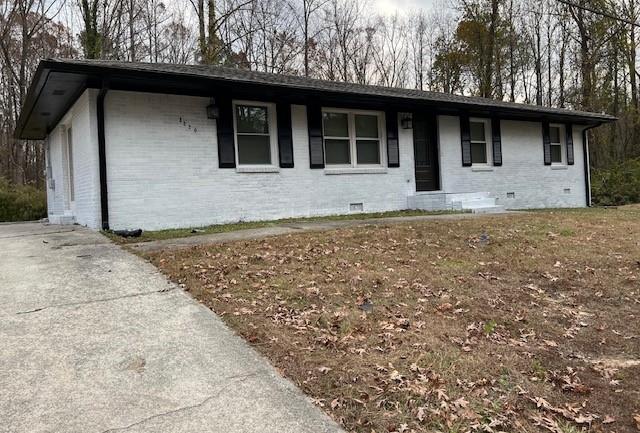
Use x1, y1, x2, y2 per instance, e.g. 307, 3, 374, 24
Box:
574, 414, 595, 424
437, 302, 453, 312
452, 397, 469, 409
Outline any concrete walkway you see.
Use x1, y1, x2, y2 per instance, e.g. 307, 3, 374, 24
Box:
0, 222, 343, 433
131, 211, 517, 253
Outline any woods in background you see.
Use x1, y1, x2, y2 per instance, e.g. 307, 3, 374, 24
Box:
1, 0, 639, 204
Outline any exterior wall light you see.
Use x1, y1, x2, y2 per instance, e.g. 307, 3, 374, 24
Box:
206, 98, 219, 119
401, 113, 413, 129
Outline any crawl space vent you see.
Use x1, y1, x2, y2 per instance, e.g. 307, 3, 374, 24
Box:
350, 203, 364, 212
506, 192, 516, 199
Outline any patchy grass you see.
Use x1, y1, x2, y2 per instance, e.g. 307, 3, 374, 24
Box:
105, 209, 461, 243
147, 207, 640, 433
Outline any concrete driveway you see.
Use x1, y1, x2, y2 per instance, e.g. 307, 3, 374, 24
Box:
0, 222, 343, 433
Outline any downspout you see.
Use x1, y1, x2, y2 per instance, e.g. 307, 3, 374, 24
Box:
97, 81, 110, 230
581, 122, 602, 208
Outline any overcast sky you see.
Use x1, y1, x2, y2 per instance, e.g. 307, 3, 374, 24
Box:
56, 0, 452, 36
373, 0, 442, 15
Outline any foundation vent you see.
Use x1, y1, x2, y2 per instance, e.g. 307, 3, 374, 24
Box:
350, 203, 364, 212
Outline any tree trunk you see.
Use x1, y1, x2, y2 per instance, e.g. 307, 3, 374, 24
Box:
206, 0, 217, 63
129, 0, 135, 61
481, 0, 499, 98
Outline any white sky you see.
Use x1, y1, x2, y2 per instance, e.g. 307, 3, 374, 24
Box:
55, 0, 449, 37
373, 0, 441, 15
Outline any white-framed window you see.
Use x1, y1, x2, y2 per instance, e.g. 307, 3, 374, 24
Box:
233, 100, 278, 167
66, 127, 75, 202
549, 124, 565, 164
322, 108, 385, 167
470, 118, 491, 165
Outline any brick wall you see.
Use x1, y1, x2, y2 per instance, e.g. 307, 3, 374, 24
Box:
104, 91, 416, 230
46, 89, 589, 230
45, 90, 101, 227
438, 116, 587, 209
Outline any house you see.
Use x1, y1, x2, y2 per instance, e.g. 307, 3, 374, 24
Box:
16, 59, 615, 231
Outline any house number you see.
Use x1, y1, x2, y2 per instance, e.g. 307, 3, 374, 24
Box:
179, 117, 197, 134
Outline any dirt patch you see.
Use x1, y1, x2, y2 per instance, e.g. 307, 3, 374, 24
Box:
147, 207, 640, 433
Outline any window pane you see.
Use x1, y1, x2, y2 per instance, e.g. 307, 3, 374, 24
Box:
471, 142, 487, 164
236, 105, 269, 134
355, 114, 379, 138
551, 144, 562, 163
550, 126, 561, 143
325, 139, 351, 164
237, 135, 271, 164
356, 140, 380, 164
323, 112, 349, 137
67, 128, 74, 201
470, 121, 486, 142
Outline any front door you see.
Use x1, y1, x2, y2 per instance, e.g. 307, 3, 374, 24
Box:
413, 112, 440, 191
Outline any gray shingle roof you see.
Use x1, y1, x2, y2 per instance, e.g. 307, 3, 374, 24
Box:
51, 58, 616, 123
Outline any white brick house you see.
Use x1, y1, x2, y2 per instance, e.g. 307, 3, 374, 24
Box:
16, 59, 615, 231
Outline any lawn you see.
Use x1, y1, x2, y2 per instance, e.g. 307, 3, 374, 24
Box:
107, 209, 460, 244
146, 207, 640, 433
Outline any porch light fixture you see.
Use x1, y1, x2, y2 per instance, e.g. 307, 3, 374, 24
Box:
206, 98, 219, 120
401, 113, 413, 129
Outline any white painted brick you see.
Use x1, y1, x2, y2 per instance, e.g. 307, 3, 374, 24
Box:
45, 90, 101, 228
45, 90, 588, 231
438, 116, 586, 209
104, 91, 415, 230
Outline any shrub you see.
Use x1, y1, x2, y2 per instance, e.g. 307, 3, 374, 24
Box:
591, 158, 640, 206
0, 178, 47, 222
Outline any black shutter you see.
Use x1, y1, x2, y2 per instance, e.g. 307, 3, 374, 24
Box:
460, 115, 472, 166
307, 104, 324, 168
566, 124, 575, 165
277, 103, 294, 168
217, 96, 236, 168
491, 118, 502, 166
542, 121, 552, 165
386, 111, 400, 167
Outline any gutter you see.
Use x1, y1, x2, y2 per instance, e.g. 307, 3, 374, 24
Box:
582, 122, 602, 207
97, 81, 109, 230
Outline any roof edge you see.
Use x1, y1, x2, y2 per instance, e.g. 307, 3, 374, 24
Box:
43, 58, 616, 124
16, 58, 617, 140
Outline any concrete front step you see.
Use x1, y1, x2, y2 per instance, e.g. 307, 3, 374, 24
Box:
49, 215, 76, 225
408, 191, 507, 213
471, 205, 507, 214
452, 198, 497, 209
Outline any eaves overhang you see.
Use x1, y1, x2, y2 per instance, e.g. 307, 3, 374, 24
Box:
16, 58, 617, 140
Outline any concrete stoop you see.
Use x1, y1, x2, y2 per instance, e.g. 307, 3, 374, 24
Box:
409, 191, 507, 214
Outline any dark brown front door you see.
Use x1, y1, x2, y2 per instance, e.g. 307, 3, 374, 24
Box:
413, 112, 440, 191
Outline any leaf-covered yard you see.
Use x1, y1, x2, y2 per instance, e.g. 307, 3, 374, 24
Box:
147, 208, 640, 433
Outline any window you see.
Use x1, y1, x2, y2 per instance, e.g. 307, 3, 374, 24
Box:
549, 125, 564, 164
323, 112, 350, 164
233, 101, 277, 166
470, 119, 490, 165
66, 127, 74, 202
322, 109, 384, 167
